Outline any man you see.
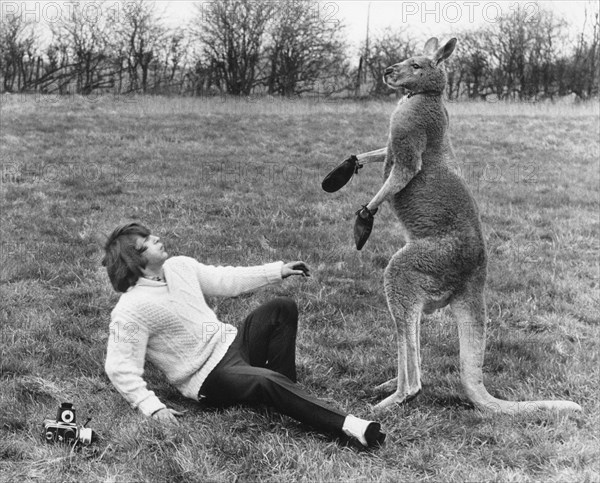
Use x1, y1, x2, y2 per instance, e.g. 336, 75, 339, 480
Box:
102, 222, 385, 448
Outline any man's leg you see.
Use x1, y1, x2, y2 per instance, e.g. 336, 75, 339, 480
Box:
201, 359, 346, 435
239, 297, 298, 382
199, 298, 386, 446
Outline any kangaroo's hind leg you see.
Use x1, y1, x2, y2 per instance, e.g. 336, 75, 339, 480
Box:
373, 311, 421, 396
373, 244, 426, 411
374, 302, 423, 395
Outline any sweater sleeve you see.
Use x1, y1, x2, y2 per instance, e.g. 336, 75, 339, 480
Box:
105, 316, 166, 417
193, 260, 284, 297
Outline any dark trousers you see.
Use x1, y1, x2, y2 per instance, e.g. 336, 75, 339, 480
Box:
199, 297, 347, 435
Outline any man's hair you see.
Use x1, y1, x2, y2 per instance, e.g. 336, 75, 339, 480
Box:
102, 222, 151, 292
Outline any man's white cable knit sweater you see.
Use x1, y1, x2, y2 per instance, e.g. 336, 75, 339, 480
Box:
105, 255, 284, 416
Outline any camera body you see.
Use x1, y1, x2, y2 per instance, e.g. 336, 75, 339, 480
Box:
43, 403, 95, 445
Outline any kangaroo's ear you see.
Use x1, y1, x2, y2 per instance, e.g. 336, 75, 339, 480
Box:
433, 38, 457, 65
423, 37, 439, 56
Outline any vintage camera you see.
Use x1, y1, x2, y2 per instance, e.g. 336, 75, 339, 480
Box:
43, 403, 96, 445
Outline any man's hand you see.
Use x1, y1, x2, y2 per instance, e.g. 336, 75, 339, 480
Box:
152, 407, 186, 424
282, 261, 310, 279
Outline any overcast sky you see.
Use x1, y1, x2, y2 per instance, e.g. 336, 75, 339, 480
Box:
5, 1, 597, 54
159, 1, 594, 33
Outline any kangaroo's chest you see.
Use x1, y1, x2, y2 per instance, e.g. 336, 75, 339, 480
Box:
388, 100, 447, 141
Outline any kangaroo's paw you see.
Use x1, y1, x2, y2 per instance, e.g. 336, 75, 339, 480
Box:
374, 377, 398, 394
354, 205, 378, 250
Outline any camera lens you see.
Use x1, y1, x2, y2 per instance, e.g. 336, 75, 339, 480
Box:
45, 431, 54, 441
61, 410, 75, 423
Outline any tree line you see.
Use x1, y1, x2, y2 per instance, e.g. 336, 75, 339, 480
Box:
1, 0, 598, 101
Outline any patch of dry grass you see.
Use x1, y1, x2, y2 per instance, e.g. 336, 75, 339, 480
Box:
1, 94, 598, 482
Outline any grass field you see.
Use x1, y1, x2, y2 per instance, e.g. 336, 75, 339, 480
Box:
0, 93, 599, 482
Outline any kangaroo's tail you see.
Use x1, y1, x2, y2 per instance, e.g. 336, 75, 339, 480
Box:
451, 275, 582, 414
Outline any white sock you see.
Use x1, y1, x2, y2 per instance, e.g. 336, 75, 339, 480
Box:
342, 414, 371, 446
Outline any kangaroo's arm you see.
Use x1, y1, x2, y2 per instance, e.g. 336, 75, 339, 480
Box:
356, 147, 387, 165
365, 133, 426, 211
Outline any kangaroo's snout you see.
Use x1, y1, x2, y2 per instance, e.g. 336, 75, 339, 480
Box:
383, 65, 403, 89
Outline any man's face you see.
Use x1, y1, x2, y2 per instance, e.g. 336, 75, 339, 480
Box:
136, 234, 168, 267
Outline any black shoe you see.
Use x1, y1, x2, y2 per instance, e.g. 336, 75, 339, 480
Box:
322, 155, 362, 193
364, 422, 386, 447
354, 205, 378, 250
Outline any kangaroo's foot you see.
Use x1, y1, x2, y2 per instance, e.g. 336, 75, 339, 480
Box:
321, 155, 363, 193
354, 205, 378, 250
374, 377, 423, 395
374, 377, 398, 394
373, 386, 422, 412
374, 375, 422, 410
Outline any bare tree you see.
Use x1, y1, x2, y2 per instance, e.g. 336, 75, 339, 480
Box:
159, 29, 189, 93
2, 1, 597, 100
466, 5, 569, 100
482, 8, 530, 99
265, 0, 348, 96
571, 2, 600, 98
445, 29, 494, 100
112, 0, 165, 93
49, 2, 114, 94
194, 0, 274, 95
0, 14, 38, 92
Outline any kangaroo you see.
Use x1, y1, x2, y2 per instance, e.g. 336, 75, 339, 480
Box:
322, 38, 582, 413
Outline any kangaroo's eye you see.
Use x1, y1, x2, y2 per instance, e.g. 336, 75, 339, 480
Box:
412, 64, 421, 69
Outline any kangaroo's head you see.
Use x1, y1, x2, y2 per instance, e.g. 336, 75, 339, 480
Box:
383, 37, 457, 93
